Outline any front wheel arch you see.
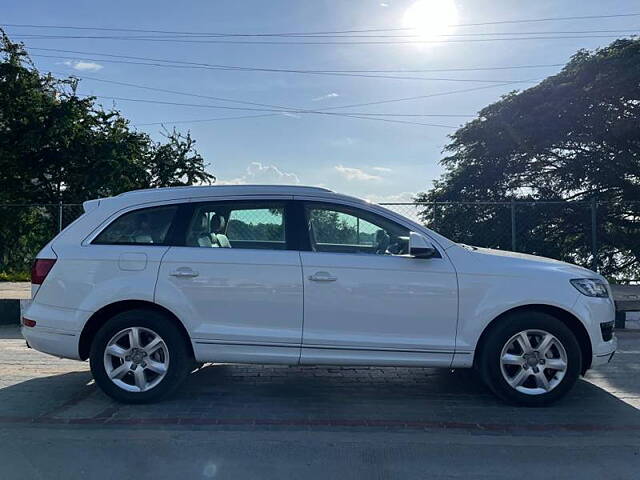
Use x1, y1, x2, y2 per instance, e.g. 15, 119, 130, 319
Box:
79, 300, 194, 361
474, 304, 592, 375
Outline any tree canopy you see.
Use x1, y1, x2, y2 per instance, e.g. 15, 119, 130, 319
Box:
417, 38, 640, 278
0, 32, 214, 275
0, 31, 214, 204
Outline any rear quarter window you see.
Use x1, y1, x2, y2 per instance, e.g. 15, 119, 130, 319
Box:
93, 205, 178, 245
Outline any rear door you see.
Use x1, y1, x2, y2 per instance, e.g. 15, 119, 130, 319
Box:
155, 198, 304, 364
37, 204, 178, 318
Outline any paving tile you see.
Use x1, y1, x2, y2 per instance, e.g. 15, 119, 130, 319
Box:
1, 326, 639, 432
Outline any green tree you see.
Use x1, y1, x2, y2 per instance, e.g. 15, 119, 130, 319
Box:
417, 38, 640, 279
0, 32, 215, 274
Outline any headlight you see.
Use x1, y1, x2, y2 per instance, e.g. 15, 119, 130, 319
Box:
570, 278, 609, 298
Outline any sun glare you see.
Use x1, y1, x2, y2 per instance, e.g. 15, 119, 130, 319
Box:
402, 0, 458, 42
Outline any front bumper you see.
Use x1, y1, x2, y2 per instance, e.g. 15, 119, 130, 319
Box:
591, 335, 617, 367
573, 294, 618, 370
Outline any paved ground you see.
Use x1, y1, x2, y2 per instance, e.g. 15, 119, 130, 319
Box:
0, 282, 30, 300
1, 325, 639, 479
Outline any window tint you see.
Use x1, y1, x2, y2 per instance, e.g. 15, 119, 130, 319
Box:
227, 209, 284, 242
184, 202, 286, 250
307, 204, 409, 255
93, 206, 177, 245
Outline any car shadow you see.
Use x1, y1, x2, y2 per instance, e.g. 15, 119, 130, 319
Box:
165, 363, 640, 429
2, 325, 638, 429
2, 361, 639, 431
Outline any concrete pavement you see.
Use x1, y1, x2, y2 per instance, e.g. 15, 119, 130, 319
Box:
1, 325, 639, 479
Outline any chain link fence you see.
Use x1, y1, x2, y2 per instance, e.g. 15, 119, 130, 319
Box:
381, 200, 640, 281
1, 201, 639, 281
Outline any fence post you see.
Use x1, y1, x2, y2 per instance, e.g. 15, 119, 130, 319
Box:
590, 198, 597, 272
58, 201, 63, 233
510, 199, 517, 252
432, 202, 438, 230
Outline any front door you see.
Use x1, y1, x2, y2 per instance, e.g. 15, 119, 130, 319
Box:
298, 201, 458, 366
155, 199, 304, 364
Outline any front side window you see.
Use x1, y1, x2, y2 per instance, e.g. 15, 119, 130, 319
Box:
184, 202, 286, 250
93, 206, 178, 245
306, 204, 409, 255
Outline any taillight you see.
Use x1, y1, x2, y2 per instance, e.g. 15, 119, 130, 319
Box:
31, 258, 57, 285
22, 318, 36, 327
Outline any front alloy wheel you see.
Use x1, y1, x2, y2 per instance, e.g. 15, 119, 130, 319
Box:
479, 311, 581, 406
499, 330, 568, 395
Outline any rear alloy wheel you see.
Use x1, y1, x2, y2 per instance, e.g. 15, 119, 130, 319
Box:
480, 311, 582, 406
103, 326, 170, 393
90, 309, 191, 404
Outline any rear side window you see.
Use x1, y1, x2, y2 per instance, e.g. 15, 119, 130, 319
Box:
93, 206, 178, 245
227, 208, 284, 243
184, 202, 286, 250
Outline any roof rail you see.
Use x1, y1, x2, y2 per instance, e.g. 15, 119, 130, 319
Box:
117, 185, 333, 196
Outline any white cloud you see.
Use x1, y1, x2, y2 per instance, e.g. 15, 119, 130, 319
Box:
372, 166, 392, 172
63, 60, 104, 72
217, 162, 300, 185
329, 137, 358, 147
280, 112, 301, 119
312, 92, 340, 102
380, 2, 389, 6
334, 165, 382, 182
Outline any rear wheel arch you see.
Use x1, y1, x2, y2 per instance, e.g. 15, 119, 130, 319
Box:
79, 300, 194, 361
474, 304, 592, 374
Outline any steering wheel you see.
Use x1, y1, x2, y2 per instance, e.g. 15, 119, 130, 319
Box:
374, 230, 391, 255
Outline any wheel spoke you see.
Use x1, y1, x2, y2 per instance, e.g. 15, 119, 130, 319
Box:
545, 358, 567, 372
516, 332, 533, 354
508, 368, 530, 388
501, 353, 523, 366
537, 333, 554, 356
106, 344, 128, 359
109, 362, 131, 380
133, 367, 146, 390
145, 360, 167, 375
144, 336, 163, 355
128, 327, 141, 349
535, 371, 551, 391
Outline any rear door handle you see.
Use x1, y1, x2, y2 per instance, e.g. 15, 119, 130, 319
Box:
309, 271, 337, 282
170, 267, 199, 278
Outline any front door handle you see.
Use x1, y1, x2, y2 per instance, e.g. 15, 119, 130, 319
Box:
309, 271, 337, 282
170, 267, 199, 278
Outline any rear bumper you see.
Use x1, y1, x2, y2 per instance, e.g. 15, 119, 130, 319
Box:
21, 325, 81, 360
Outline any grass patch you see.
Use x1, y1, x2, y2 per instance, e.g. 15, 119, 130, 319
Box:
0, 271, 30, 282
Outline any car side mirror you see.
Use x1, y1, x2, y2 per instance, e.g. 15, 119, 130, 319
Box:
409, 232, 436, 259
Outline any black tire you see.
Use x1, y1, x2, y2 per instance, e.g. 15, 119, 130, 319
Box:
90, 309, 192, 404
478, 311, 582, 407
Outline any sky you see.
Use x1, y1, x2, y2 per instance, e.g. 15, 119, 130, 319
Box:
3, 0, 639, 203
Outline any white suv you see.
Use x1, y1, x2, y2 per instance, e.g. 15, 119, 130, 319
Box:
22, 185, 617, 405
